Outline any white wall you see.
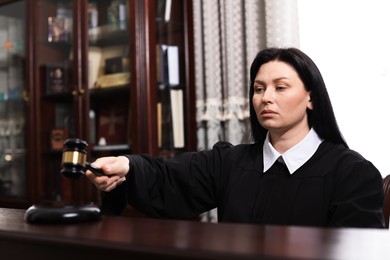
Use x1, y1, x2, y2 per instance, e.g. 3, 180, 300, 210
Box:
298, 0, 390, 176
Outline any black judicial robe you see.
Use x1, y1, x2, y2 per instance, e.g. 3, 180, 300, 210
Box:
102, 141, 384, 228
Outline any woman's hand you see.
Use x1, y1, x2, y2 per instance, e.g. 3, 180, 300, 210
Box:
85, 156, 129, 192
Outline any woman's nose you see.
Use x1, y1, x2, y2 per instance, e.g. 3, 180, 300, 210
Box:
261, 88, 273, 103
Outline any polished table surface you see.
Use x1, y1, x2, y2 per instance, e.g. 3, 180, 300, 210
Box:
0, 207, 389, 260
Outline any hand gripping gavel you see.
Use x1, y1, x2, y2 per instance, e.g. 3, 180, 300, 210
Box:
61, 138, 105, 178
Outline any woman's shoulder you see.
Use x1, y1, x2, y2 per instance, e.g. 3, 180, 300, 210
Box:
209, 141, 262, 167
319, 141, 368, 162
316, 141, 381, 176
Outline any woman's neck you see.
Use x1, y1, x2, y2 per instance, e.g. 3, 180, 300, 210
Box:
269, 126, 310, 154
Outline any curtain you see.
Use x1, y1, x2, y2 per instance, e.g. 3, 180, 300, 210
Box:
192, 0, 300, 222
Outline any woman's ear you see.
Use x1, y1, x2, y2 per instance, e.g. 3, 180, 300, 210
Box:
307, 92, 313, 110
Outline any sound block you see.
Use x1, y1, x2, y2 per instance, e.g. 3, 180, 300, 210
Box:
25, 201, 101, 224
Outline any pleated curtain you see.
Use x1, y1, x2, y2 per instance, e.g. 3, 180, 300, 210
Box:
192, 0, 300, 222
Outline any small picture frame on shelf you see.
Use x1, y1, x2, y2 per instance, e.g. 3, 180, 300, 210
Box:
105, 57, 129, 74
45, 61, 72, 94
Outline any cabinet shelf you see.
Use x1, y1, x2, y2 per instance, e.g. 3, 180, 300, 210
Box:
88, 23, 129, 47
90, 85, 129, 101
42, 92, 73, 102
92, 144, 130, 152
43, 41, 72, 49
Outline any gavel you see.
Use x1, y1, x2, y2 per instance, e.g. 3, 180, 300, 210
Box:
61, 138, 105, 178
24, 138, 104, 224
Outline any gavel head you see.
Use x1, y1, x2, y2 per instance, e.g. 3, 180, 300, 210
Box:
61, 138, 88, 179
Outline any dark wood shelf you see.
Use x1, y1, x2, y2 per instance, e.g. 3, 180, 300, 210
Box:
89, 85, 129, 100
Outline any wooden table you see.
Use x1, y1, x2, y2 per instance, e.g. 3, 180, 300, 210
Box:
0, 207, 389, 260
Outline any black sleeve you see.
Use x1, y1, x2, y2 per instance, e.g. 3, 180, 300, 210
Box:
101, 179, 128, 215
102, 142, 232, 219
125, 151, 217, 219
329, 159, 385, 228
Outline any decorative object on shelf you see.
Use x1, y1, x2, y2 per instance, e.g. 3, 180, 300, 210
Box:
94, 72, 130, 88
50, 128, 68, 150
105, 56, 129, 74
98, 137, 107, 146
107, 0, 127, 27
89, 110, 96, 145
88, 45, 129, 88
88, 2, 98, 29
47, 17, 70, 43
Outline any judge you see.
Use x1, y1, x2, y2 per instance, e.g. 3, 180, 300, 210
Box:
86, 47, 384, 228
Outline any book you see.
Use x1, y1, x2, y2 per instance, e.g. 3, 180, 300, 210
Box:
167, 45, 179, 85
170, 89, 184, 148
156, 0, 172, 22
97, 105, 128, 145
158, 84, 173, 149
156, 45, 167, 84
88, 47, 103, 88
156, 44, 180, 85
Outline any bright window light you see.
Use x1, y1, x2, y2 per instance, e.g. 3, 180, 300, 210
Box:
298, 0, 390, 176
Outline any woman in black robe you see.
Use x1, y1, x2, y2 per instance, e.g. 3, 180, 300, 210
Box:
86, 47, 384, 228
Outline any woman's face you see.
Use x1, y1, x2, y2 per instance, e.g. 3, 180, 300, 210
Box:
252, 61, 312, 137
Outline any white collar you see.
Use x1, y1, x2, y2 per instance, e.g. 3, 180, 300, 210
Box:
263, 128, 323, 174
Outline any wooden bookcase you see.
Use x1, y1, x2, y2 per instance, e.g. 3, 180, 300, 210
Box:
0, 0, 196, 208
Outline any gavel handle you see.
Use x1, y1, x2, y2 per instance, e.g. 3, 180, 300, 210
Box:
85, 162, 105, 176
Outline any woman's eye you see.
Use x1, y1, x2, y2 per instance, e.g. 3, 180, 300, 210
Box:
276, 85, 286, 91
254, 86, 264, 93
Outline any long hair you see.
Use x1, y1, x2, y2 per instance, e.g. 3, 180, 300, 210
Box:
249, 47, 348, 148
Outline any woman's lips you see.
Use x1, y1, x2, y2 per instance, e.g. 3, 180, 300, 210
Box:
261, 109, 276, 115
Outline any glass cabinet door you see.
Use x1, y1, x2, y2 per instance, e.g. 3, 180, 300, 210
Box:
87, 0, 131, 156
35, 0, 132, 203
36, 0, 74, 201
0, 1, 26, 198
